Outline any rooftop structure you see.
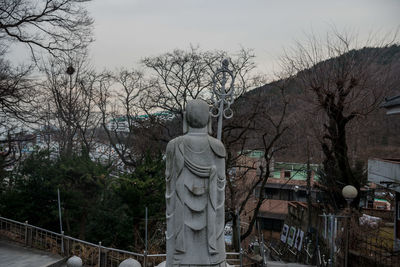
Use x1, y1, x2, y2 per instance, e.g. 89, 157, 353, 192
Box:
381, 95, 400, 115
368, 158, 400, 193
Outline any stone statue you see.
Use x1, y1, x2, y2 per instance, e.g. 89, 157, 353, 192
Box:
165, 99, 226, 266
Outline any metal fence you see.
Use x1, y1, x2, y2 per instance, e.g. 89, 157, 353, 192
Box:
0, 216, 241, 267
348, 230, 400, 267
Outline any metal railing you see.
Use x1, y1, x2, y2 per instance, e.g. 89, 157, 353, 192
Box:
0, 216, 241, 267
0, 216, 162, 266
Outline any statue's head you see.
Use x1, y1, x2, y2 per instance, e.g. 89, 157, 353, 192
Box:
186, 99, 209, 128
183, 99, 212, 134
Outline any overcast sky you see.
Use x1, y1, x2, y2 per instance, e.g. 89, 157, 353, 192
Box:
10, 0, 400, 77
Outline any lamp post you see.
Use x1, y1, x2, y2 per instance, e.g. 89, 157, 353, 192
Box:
65, 65, 75, 156
342, 185, 358, 208
342, 185, 358, 267
211, 59, 235, 141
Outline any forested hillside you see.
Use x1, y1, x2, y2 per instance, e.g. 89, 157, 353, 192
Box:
234, 45, 400, 164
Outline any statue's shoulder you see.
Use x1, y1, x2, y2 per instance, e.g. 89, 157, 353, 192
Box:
208, 136, 226, 158
166, 136, 183, 152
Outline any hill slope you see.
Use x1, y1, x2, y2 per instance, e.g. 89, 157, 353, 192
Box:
234, 45, 400, 164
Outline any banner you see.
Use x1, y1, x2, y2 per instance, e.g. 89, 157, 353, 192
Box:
287, 226, 296, 247
280, 224, 289, 243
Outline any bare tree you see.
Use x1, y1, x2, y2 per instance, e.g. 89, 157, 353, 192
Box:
142, 47, 215, 117
0, 0, 93, 121
142, 47, 261, 118
280, 30, 399, 207
0, 0, 93, 60
0, 59, 34, 120
0, 0, 93, 168
95, 69, 157, 169
94, 47, 263, 171
42, 52, 101, 157
0, 53, 37, 170
223, 82, 290, 250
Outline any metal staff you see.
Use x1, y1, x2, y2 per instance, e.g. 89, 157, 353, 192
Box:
211, 59, 235, 140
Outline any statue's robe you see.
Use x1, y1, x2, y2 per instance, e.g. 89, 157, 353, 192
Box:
165, 134, 226, 266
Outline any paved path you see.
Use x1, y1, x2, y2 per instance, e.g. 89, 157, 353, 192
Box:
0, 239, 62, 267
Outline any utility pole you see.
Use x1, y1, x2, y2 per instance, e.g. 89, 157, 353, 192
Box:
306, 139, 312, 233
144, 207, 148, 267
57, 188, 64, 253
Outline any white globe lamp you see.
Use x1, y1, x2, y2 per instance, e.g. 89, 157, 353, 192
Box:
342, 185, 358, 206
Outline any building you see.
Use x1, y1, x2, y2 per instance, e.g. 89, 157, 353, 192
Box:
107, 112, 174, 133
381, 95, 400, 115
255, 162, 321, 240
235, 150, 322, 242
368, 158, 400, 250
367, 95, 400, 250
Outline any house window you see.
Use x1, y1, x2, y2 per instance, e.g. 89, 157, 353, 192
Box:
296, 190, 307, 202
264, 188, 279, 200
284, 171, 291, 178
260, 218, 284, 232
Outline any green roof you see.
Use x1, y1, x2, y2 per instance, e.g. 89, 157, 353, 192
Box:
238, 150, 264, 158
110, 112, 173, 122
274, 162, 319, 171
374, 198, 389, 203
237, 150, 321, 180
272, 162, 321, 181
